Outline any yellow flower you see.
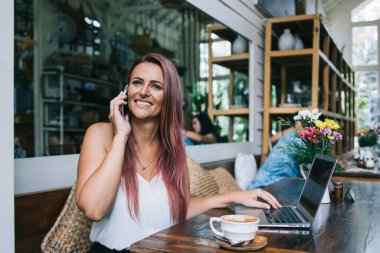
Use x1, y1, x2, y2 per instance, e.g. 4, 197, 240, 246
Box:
325, 119, 340, 130
327, 135, 334, 140
315, 120, 326, 129
316, 119, 340, 130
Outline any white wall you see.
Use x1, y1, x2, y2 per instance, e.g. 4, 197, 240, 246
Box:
15, 142, 255, 195
0, 0, 14, 251
325, 0, 365, 65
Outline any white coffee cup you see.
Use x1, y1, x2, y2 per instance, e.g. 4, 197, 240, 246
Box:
210, 214, 260, 244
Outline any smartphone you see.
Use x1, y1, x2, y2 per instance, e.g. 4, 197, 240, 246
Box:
121, 84, 129, 117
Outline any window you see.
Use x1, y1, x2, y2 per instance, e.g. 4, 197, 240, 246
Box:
14, 0, 35, 158
352, 26, 378, 66
351, 0, 380, 22
351, 0, 380, 128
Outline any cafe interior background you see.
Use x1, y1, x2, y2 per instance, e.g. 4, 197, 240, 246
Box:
1, 0, 380, 251
12, 0, 380, 159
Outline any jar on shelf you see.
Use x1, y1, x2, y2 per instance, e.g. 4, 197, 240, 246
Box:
278, 29, 295, 50
232, 35, 248, 54
294, 35, 304, 49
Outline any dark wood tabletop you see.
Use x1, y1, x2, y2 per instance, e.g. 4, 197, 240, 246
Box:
335, 159, 380, 179
130, 178, 380, 253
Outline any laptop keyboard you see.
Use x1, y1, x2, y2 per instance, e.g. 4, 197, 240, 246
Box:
264, 207, 302, 224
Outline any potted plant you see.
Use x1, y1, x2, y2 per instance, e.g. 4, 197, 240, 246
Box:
358, 128, 378, 168
280, 109, 343, 173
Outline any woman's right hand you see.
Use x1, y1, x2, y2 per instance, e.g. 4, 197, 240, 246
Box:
109, 91, 131, 142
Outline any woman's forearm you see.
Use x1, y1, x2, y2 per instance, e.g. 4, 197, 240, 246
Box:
184, 130, 203, 142
186, 189, 281, 220
187, 192, 237, 219
77, 136, 126, 221
184, 131, 216, 144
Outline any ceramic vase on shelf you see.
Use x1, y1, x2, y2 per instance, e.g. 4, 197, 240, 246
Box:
278, 29, 295, 50
232, 35, 248, 54
363, 146, 375, 169
300, 164, 331, 203
294, 35, 304, 49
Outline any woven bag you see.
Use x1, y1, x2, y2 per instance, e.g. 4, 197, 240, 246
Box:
208, 167, 241, 194
41, 183, 93, 253
187, 157, 219, 197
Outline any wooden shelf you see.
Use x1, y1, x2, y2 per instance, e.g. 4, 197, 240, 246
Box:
269, 107, 312, 114
208, 24, 238, 42
207, 25, 250, 141
211, 108, 249, 116
262, 14, 356, 158
270, 48, 313, 57
318, 109, 356, 122
211, 53, 249, 73
318, 50, 355, 90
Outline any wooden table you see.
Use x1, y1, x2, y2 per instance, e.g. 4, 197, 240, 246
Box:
131, 178, 380, 252
335, 159, 380, 181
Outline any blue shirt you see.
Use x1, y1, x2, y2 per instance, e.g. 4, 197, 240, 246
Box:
183, 135, 195, 146
247, 131, 302, 189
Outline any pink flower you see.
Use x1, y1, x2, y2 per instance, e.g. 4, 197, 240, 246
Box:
330, 140, 336, 144
333, 132, 343, 140
299, 127, 321, 144
321, 126, 332, 135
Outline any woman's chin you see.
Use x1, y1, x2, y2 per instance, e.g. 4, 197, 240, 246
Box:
130, 112, 159, 121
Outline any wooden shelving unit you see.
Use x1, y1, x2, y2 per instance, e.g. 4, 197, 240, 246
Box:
262, 14, 356, 158
207, 24, 250, 141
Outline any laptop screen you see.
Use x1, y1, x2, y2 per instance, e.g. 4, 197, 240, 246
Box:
297, 155, 336, 218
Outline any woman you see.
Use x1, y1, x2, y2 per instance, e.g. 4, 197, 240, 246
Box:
182, 113, 218, 145
76, 53, 281, 252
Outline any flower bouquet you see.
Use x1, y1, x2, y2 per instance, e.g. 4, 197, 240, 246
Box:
358, 129, 378, 147
280, 109, 343, 166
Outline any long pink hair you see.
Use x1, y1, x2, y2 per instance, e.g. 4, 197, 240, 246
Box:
122, 53, 189, 223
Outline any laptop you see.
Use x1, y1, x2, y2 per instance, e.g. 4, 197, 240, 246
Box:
235, 153, 337, 228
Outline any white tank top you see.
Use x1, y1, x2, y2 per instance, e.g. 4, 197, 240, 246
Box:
89, 173, 172, 250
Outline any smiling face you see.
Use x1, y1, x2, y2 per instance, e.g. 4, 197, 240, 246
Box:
127, 62, 164, 121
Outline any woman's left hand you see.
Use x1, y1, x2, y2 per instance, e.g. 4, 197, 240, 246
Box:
236, 189, 282, 209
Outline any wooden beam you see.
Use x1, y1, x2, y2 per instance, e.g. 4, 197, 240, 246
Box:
229, 72, 234, 107
323, 64, 329, 111
207, 27, 214, 123
270, 48, 313, 57
280, 66, 287, 105
268, 14, 317, 23
262, 20, 272, 159
311, 14, 320, 108
213, 108, 249, 116
331, 75, 337, 113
